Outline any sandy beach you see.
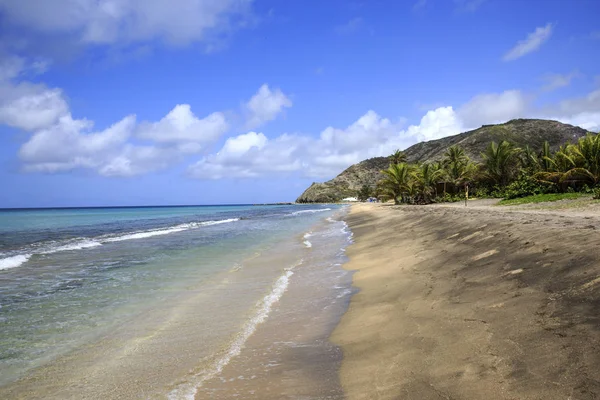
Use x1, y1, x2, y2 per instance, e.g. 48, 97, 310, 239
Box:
332, 201, 600, 400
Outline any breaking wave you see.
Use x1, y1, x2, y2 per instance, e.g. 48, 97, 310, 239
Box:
0, 218, 240, 271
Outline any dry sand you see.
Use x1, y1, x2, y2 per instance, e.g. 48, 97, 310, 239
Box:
332, 200, 600, 400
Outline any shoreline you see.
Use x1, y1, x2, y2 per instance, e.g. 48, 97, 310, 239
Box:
0, 206, 351, 399
332, 202, 600, 399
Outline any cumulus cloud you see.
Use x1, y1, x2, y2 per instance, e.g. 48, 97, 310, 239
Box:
547, 88, 600, 132
0, 0, 253, 47
190, 107, 465, 180
0, 82, 70, 132
406, 107, 464, 141
503, 23, 553, 61
17, 102, 231, 176
0, 56, 68, 131
244, 84, 292, 129
19, 114, 136, 173
137, 104, 228, 150
457, 90, 528, 128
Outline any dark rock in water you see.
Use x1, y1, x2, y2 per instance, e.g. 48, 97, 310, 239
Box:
295, 119, 591, 203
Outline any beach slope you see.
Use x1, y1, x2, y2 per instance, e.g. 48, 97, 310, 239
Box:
333, 202, 600, 400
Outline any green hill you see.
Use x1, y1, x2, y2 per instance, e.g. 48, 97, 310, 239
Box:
296, 119, 591, 203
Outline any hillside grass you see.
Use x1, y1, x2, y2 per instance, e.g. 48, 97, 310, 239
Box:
498, 192, 587, 206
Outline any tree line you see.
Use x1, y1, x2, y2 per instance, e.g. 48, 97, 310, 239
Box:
358, 133, 600, 205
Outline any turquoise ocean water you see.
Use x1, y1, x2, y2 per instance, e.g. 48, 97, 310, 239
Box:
0, 204, 352, 399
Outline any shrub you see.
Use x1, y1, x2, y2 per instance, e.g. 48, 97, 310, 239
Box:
436, 193, 463, 203
474, 187, 491, 198
593, 187, 600, 200
494, 172, 555, 200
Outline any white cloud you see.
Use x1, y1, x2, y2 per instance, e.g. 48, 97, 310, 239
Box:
189, 132, 303, 179
137, 104, 228, 149
220, 131, 267, 157
19, 114, 136, 173
556, 88, 600, 115
0, 0, 253, 47
0, 56, 67, 131
555, 112, 600, 132
406, 107, 463, 141
503, 23, 553, 61
541, 71, 580, 92
0, 82, 69, 131
458, 90, 528, 128
189, 108, 462, 180
17, 103, 231, 176
189, 89, 566, 181
244, 84, 292, 129
0, 55, 25, 81
546, 88, 600, 132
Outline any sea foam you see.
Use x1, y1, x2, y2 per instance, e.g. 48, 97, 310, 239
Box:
0, 254, 32, 270
290, 208, 332, 216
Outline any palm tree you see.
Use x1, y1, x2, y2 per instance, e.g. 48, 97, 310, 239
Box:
520, 145, 539, 172
481, 140, 521, 187
442, 145, 476, 193
380, 163, 413, 205
389, 149, 407, 166
535, 143, 576, 189
539, 141, 553, 172
555, 134, 600, 186
414, 162, 445, 203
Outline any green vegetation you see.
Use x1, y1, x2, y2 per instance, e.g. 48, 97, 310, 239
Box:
375, 132, 600, 205
357, 184, 372, 202
498, 193, 586, 206
389, 149, 407, 165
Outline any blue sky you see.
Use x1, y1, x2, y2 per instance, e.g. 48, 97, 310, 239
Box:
0, 0, 599, 207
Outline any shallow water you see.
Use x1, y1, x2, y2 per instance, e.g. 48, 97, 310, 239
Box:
0, 204, 352, 399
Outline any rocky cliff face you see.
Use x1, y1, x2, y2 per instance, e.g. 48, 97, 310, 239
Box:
295, 119, 591, 203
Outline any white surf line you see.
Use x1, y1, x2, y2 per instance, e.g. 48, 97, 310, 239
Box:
303, 231, 313, 248
0, 254, 32, 271
290, 208, 332, 216
0, 218, 240, 272
168, 259, 304, 400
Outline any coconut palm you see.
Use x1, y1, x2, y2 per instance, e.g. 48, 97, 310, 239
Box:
535, 144, 577, 189
539, 141, 553, 172
443, 145, 468, 170
414, 162, 445, 202
520, 145, 539, 172
389, 149, 407, 166
380, 163, 413, 205
442, 145, 476, 192
480, 140, 522, 187
565, 133, 600, 185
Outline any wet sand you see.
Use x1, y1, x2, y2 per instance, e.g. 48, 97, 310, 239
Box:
332, 201, 600, 400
